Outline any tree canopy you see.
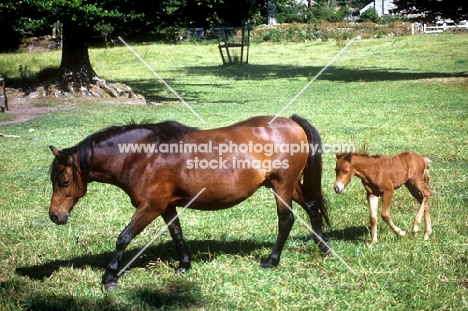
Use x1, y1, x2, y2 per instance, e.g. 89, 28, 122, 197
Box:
7, 0, 448, 98
394, 0, 468, 23
1, 0, 262, 51
0, 0, 262, 97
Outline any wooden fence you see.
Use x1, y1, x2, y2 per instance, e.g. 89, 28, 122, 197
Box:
423, 22, 468, 33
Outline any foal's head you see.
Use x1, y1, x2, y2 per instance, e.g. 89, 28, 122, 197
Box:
334, 153, 354, 194
49, 146, 87, 225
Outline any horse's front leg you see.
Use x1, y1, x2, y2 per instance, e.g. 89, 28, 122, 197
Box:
103, 205, 160, 291
367, 193, 379, 247
381, 190, 406, 237
102, 224, 134, 291
161, 206, 191, 273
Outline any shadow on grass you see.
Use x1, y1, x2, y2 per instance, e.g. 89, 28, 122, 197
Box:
183, 64, 468, 82
124, 64, 468, 103
12, 228, 367, 309
327, 225, 369, 243
131, 281, 203, 309
16, 225, 367, 281
15, 239, 272, 282
7, 63, 467, 105
1, 277, 202, 310
14, 239, 267, 309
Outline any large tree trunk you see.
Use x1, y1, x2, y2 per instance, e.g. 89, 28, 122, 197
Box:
58, 19, 98, 93
52, 19, 143, 101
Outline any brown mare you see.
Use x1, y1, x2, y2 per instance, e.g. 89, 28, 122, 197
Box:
334, 151, 432, 246
49, 115, 330, 291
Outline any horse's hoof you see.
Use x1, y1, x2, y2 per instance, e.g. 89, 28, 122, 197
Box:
399, 230, 406, 237
318, 242, 332, 255
104, 281, 118, 292
260, 257, 279, 268
322, 248, 333, 256
261, 262, 275, 269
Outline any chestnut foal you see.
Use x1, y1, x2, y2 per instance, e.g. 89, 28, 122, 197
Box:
334, 151, 432, 246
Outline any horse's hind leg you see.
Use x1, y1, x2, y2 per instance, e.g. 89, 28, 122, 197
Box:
161, 205, 191, 273
261, 187, 295, 268
406, 181, 432, 240
293, 184, 330, 254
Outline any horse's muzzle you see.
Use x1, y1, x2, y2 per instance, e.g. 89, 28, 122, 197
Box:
50, 211, 69, 225
334, 183, 344, 194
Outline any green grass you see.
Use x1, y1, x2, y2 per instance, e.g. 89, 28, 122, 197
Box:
1, 33, 468, 310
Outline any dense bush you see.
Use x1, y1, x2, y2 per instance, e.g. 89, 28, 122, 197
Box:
250, 22, 413, 43
359, 8, 380, 23
276, 1, 352, 24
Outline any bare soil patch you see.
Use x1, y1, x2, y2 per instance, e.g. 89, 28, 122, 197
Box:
0, 88, 72, 126
0, 86, 146, 126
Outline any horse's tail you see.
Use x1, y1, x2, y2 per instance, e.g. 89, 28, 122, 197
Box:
290, 114, 330, 226
423, 157, 431, 185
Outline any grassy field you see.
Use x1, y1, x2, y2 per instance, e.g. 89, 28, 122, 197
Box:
0, 33, 467, 310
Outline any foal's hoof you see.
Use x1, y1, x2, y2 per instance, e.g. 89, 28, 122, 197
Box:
367, 240, 377, 248
104, 281, 118, 292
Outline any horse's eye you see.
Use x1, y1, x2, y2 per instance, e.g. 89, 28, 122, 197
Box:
60, 180, 70, 187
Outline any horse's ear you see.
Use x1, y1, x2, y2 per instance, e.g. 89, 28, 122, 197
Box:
344, 152, 352, 162
336, 152, 352, 162
49, 146, 60, 156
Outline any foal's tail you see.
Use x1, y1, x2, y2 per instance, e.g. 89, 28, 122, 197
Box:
290, 115, 330, 226
423, 157, 431, 185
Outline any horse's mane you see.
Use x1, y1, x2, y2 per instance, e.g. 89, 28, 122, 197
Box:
80, 120, 198, 146
50, 120, 199, 185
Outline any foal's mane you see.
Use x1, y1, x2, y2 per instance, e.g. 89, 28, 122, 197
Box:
50, 120, 198, 185
353, 151, 382, 158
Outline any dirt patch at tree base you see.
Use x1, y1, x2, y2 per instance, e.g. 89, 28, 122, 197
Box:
0, 85, 146, 126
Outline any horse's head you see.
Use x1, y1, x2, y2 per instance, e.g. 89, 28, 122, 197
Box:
334, 153, 354, 194
49, 146, 87, 225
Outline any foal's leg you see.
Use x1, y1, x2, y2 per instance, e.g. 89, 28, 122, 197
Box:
367, 193, 379, 247
161, 205, 191, 273
261, 188, 295, 268
102, 204, 160, 291
381, 190, 406, 237
406, 181, 432, 240
422, 195, 432, 240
